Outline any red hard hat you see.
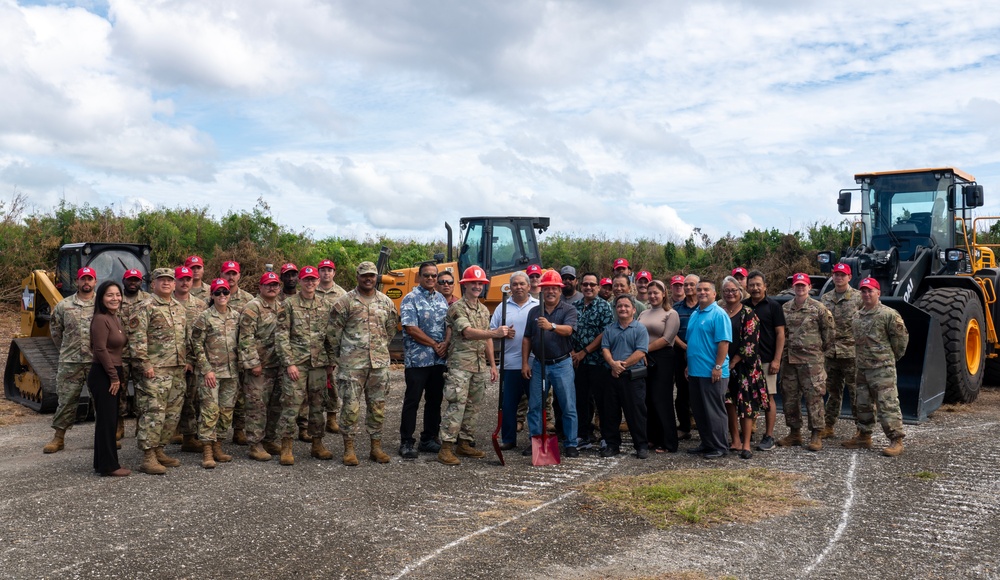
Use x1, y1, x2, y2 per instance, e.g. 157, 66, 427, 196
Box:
538, 270, 564, 287
459, 266, 489, 284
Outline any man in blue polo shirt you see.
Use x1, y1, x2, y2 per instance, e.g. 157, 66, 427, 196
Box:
685, 280, 732, 459
600, 294, 650, 459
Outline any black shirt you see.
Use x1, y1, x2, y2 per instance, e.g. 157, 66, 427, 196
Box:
525, 300, 579, 359
742, 296, 785, 363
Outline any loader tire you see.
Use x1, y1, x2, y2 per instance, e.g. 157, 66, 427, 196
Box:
915, 288, 984, 404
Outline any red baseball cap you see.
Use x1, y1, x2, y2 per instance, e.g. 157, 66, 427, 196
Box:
210, 278, 230, 293
259, 271, 280, 285
613, 258, 629, 270
318, 259, 336, 269
222, 261, 240, 274
791, 272, 810, 286
526, 264, 542, 276
600, 277, 613, 287
122, 269, 142, 280
280, 263, 298, 274
670, 275, 685, 286
732, 267, 748, 277
184, 256, 203, 268
174, 266, 193, 280
832, 263, 852, 275
859, 277, 880, 290
77, 267, 96, 280
636, 270, 652, 282
298, 266, 319, 280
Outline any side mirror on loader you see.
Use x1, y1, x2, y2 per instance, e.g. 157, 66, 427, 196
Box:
964, 185, 984, 208
837, 190, 852, 214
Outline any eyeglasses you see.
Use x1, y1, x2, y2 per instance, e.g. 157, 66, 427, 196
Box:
722, 289, 741, 295
422, 273, 438, 278
562, 275, 575, 281
213, 290, 230, 296
580, 282, 598, 287
437, 280, 454, 285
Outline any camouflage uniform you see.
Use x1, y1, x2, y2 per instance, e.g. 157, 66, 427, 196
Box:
821, 288, 861, 427
781, 298, 834, 431
226, 286, 254, 432
315, 283, 348, 417
176, 294, 209, 437
327, 289, 399, 440
438, 298, 491, 444
192, 306, 240, 442
238, 296, 283, 445
275, 293, 336, 438
50, 293, 96, 431
129, 294, 188, 450
853, 303, 909, 439
117, 290, 149, 417
189, 282, 209, 302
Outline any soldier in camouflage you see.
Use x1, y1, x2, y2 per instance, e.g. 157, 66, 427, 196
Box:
327, 261, 400, 466
779, 273, 834, 452
238, 271, 284, 461
191, 278, 241, 469
275, 266, 336, 465
819, 263, 861, 439
316, 258, 347, 435
116, 268, 148, 445
186, 255, 209, 301
436, 266, 506, 466
173, 265, 209, 452
220, 260, 253, 445
42, 267, 97, 454
843, 277, 909, 456
129, 267, 188, 475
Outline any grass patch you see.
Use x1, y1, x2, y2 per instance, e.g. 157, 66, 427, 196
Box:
909, 470, 942, 481
583, 468, 813, 528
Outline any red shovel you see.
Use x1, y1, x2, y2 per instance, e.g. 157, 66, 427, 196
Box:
531, 322, 560, 466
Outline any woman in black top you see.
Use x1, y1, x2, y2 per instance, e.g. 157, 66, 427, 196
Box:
89, 280, 130, 477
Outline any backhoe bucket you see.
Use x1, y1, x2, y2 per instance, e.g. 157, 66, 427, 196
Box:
882, 298, 946, 423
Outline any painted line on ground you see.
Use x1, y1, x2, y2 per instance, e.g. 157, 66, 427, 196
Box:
803, 452, 858, 575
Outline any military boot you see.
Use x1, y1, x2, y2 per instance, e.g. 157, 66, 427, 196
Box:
342, 437, 359, 466
181, 433, 204, 453
311, 437, 334, 460
201, 444, 216, 469
279, 437, 295, 466
369, 438, 390, 463
455, 439, 486, 458
140, 449, 167, 475
248, 443, 271, 461
882, 438, 904, 457
818, 425, 835, 439
43, 428, 66, 454
777, 428, 802, 447
326, 412, 340, 434
212, 441, 233, 463
169, 433, 183, 445
232, 429, 248, 446
154, 446, 181, 467
298, 427, 313, 443
841, 431, 873, 449
437, 441, 461, 466
262, 440, 281, 455
806, 430, 823, 452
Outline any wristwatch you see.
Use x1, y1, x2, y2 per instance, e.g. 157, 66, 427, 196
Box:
714, 364, 722, 370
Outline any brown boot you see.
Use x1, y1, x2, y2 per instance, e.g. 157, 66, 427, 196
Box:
154, 446, 181, 467
169, 433, 183, 445
181, 433, 204, 453
777, 428, 802, 447
818, 425, 835, 439
326, 412, 340, 434
298, 427, 312, 443
263, 440, 281, 455
116, 418, 125, 441
201, 444, 217, 469
882, 438, 904, 457
43, 428, 66, 454
841, 431, 873, 449
806, 430, 822, 452
437, 441, 460, 465
455, 439, 486, 458
139, 448, 167, 475
279, 437, 295, 466
311, 437, 334, 460
212, 441, 233, 462
232, 429, 248, 446
342, 437, 359, 466
248, 443, 271, 461
369, 438, 390, 463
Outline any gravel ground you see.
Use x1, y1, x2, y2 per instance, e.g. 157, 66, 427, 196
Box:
1, 369, 999, 579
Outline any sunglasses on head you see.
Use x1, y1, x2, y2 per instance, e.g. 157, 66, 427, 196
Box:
213, 290, 230, 296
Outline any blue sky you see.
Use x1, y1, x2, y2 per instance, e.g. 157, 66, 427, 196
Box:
2, 0, 999, 244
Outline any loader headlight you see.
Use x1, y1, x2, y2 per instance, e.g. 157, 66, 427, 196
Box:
946, 248, 966, 263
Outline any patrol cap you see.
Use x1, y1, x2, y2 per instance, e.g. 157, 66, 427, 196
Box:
560, 265, 577, 278
299, 266, 319, 280
184, 255, 203, 268
222, 261, 240, 274
613, 258, 629, 270
859, 277, 880, 291
122, 269, 143, 280
318, 259, 336, 270
259, 271, 280, 285
280, 263, 298, 274
670, 275, 685, 286
151, 267, 175, 280
174, 266, 193, 280
791, 272, 810, 286
732, 267, 749, 277
77, 267, 96, 280
601, 277, 613, 287
636, 270, 652, 282
526, 264, 542, 277
210, 278, 230, 293
832, 263, 852, 275
357, 261, 378, 275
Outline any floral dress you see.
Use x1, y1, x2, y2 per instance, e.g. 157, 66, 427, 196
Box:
726, 305, 769, 419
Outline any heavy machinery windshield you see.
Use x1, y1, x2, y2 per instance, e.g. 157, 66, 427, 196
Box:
458, 218, 541, 275
863, 172, 953, 255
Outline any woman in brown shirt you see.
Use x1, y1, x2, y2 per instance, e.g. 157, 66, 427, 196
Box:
89, 280, 130, 476
637, 280, 680, 453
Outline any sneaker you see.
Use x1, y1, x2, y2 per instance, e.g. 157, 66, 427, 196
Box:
417, 439, 442, 453
577, 438, 594, 450
636, 447, 649, 460
740, 449, 753, 460
757, 435, 775, 451
398, 442, 418, 460
599, 445, 619, 458
564, 446, 580, 458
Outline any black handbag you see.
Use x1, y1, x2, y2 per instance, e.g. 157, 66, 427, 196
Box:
627, 366, 648, 380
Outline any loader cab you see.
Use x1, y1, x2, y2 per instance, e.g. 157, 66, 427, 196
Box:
57, 243, 153, 296
457, 217, 549, 278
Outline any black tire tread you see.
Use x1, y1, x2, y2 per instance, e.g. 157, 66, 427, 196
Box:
915, 288, 983, 404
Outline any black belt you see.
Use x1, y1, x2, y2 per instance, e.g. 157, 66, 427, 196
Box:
544, 353, 570, 365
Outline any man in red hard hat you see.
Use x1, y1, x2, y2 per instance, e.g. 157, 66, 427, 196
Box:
436, 266, 507, 465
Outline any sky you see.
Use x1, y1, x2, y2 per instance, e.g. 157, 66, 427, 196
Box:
2, 0, 999, 245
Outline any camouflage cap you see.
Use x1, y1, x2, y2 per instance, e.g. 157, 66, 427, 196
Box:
151, 267, 175, 280
356, 261, 378, 275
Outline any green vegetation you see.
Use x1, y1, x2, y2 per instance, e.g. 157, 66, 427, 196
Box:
909, 470, 942, 481
583, 468, 813, 528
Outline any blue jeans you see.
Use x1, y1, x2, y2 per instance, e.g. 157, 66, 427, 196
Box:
528, 357, 577, 447
501, 369, 530, 445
